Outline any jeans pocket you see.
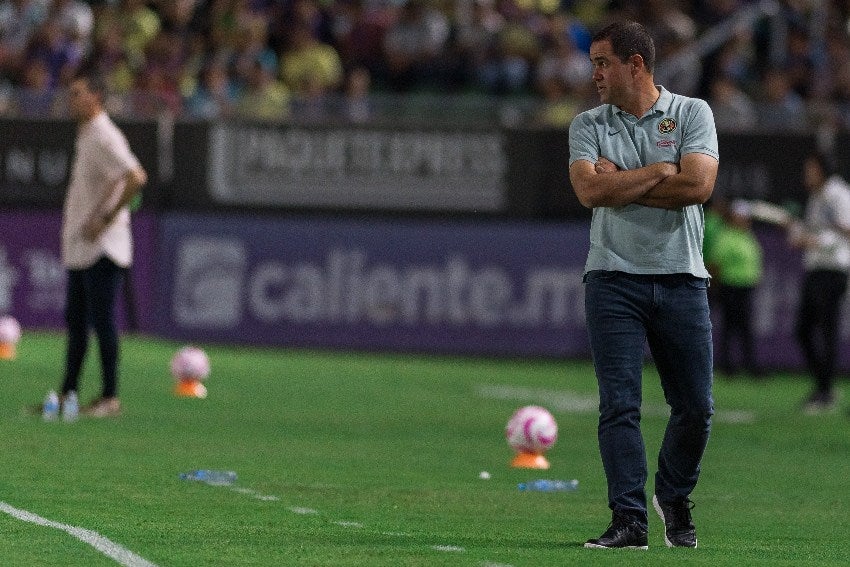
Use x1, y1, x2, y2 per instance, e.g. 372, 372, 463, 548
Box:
685, 276, 709, 290
583, 270, 617, 283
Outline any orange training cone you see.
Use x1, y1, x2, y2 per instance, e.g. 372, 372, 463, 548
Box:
174, 378, 207, 399
511, 451, 551, 469
0, 342, 15, 360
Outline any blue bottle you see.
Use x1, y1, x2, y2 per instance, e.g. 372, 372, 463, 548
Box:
62, 391, 79, 422
518, 479, 579, 492
179, 470, 238, 485
42, 391, 59, 421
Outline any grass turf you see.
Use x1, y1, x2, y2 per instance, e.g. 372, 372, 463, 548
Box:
0, 331, 848, 566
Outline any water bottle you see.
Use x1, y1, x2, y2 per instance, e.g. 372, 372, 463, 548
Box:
62, 391, 79, 422
42, 390, 59, 421
179, 470, 237, 486
518, 479, 579, 492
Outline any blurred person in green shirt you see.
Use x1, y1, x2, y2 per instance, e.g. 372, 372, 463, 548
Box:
709, 201, 764, 377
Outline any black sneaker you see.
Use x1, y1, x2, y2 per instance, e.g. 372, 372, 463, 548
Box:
802, 390, 838, 415
652, 495, 698, 548
584, 511, 648, 550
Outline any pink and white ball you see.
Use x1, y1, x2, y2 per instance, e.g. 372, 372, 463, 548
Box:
0, 315, 21, 360
170, 346, 210, 382
505, 405, 558, 454
0, 315, 21, 345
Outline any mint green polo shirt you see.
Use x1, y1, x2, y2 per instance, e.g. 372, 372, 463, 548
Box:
569, 86, 719, 278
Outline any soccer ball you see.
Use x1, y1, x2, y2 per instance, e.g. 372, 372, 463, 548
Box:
505, 405, 558, 454
0, 315, 21, 344
170, 346, 210, 381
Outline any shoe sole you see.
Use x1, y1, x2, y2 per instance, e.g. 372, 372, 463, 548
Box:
584, 542, 648, 550
652, 495, 698, 548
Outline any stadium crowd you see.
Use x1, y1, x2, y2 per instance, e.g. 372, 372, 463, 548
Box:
1, 0, 850, 129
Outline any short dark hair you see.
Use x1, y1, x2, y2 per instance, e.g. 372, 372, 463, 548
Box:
71, 66, 107, 100
592, 20, 656, 73
807, 151, 837, 177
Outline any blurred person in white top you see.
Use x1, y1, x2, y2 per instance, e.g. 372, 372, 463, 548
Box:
57, 69, 146, 418
787, 151, 850, 414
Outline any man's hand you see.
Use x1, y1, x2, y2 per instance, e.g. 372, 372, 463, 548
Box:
82, 212, 110, 241
594, 157, 619, 174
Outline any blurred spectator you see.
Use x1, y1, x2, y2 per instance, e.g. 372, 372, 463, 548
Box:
50, 0, 94, 58
131, 63, 183, 116
14, 56, 55, 116
640, 0, 696, 52
453, 0, 505, 89
532, 75, 579, 126
185, 60, 238, 118
475, 1, 541, 94
707, 30, 758, 93
0, 0, 848, 130
643, 0, 700, 96
788, 152, 850, 413
206, 0, 244, 55
823, 28, 850, 129
534, 17, 591, 99
25, 17, 84, 89
784, 24, 819, 99
291, 72, 334, 123
280, 21, 343, 95
232, 13, 277, 86
382, 0, 450, 91
0, 0, 49, 79
271, 0, 333, 52
692, 0, 747, 28
708, 75, 757, 132
654, 34, 702, 97
756, 67, 807, 132
90, 20, 135, 97
115, 0, 162, 70
341, 64, 373, 123
236, 58, 289, 120
709, 201, 764, 378
329, 0, 393, 77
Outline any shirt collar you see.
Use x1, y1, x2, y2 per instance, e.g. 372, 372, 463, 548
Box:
610, 85, 671, 119
607, 85, 672, 134
79, 110, 108, 134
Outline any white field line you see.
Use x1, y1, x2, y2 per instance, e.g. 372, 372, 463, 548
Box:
432, 545, 465, 552
0, 501, 159, 567
227, 486, 280, 501
478, 384, 756, 424
333, 520, 363, 528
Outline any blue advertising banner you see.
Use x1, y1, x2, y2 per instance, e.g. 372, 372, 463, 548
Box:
155, 212, 850, 369
5, 209, 847, 369
156, 213, 591, 357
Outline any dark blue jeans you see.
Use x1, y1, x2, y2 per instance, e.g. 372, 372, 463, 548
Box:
584, 271, 714, 527
62, 257, 127, 399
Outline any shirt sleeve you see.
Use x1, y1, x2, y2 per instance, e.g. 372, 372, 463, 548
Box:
96, 125, 141, 185
680, 99, 719, 161
568, 111, 599, 166
831, 183, 850, 230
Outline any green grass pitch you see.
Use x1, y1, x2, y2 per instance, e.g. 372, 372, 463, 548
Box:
1, 331, 848, 566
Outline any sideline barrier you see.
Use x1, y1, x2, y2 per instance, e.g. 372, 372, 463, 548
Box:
1, 210, 848, 369
1, 117, 836, 219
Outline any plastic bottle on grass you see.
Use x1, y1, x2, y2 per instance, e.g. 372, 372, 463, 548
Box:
62, 391, 79, 422
42, 390, 59, 421
179, 470, 237, 485
518, 479, 578, 492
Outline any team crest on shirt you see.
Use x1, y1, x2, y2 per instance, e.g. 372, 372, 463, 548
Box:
658, 117, 676, 134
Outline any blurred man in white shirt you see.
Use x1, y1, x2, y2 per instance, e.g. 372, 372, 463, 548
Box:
57, 69, 146, 418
